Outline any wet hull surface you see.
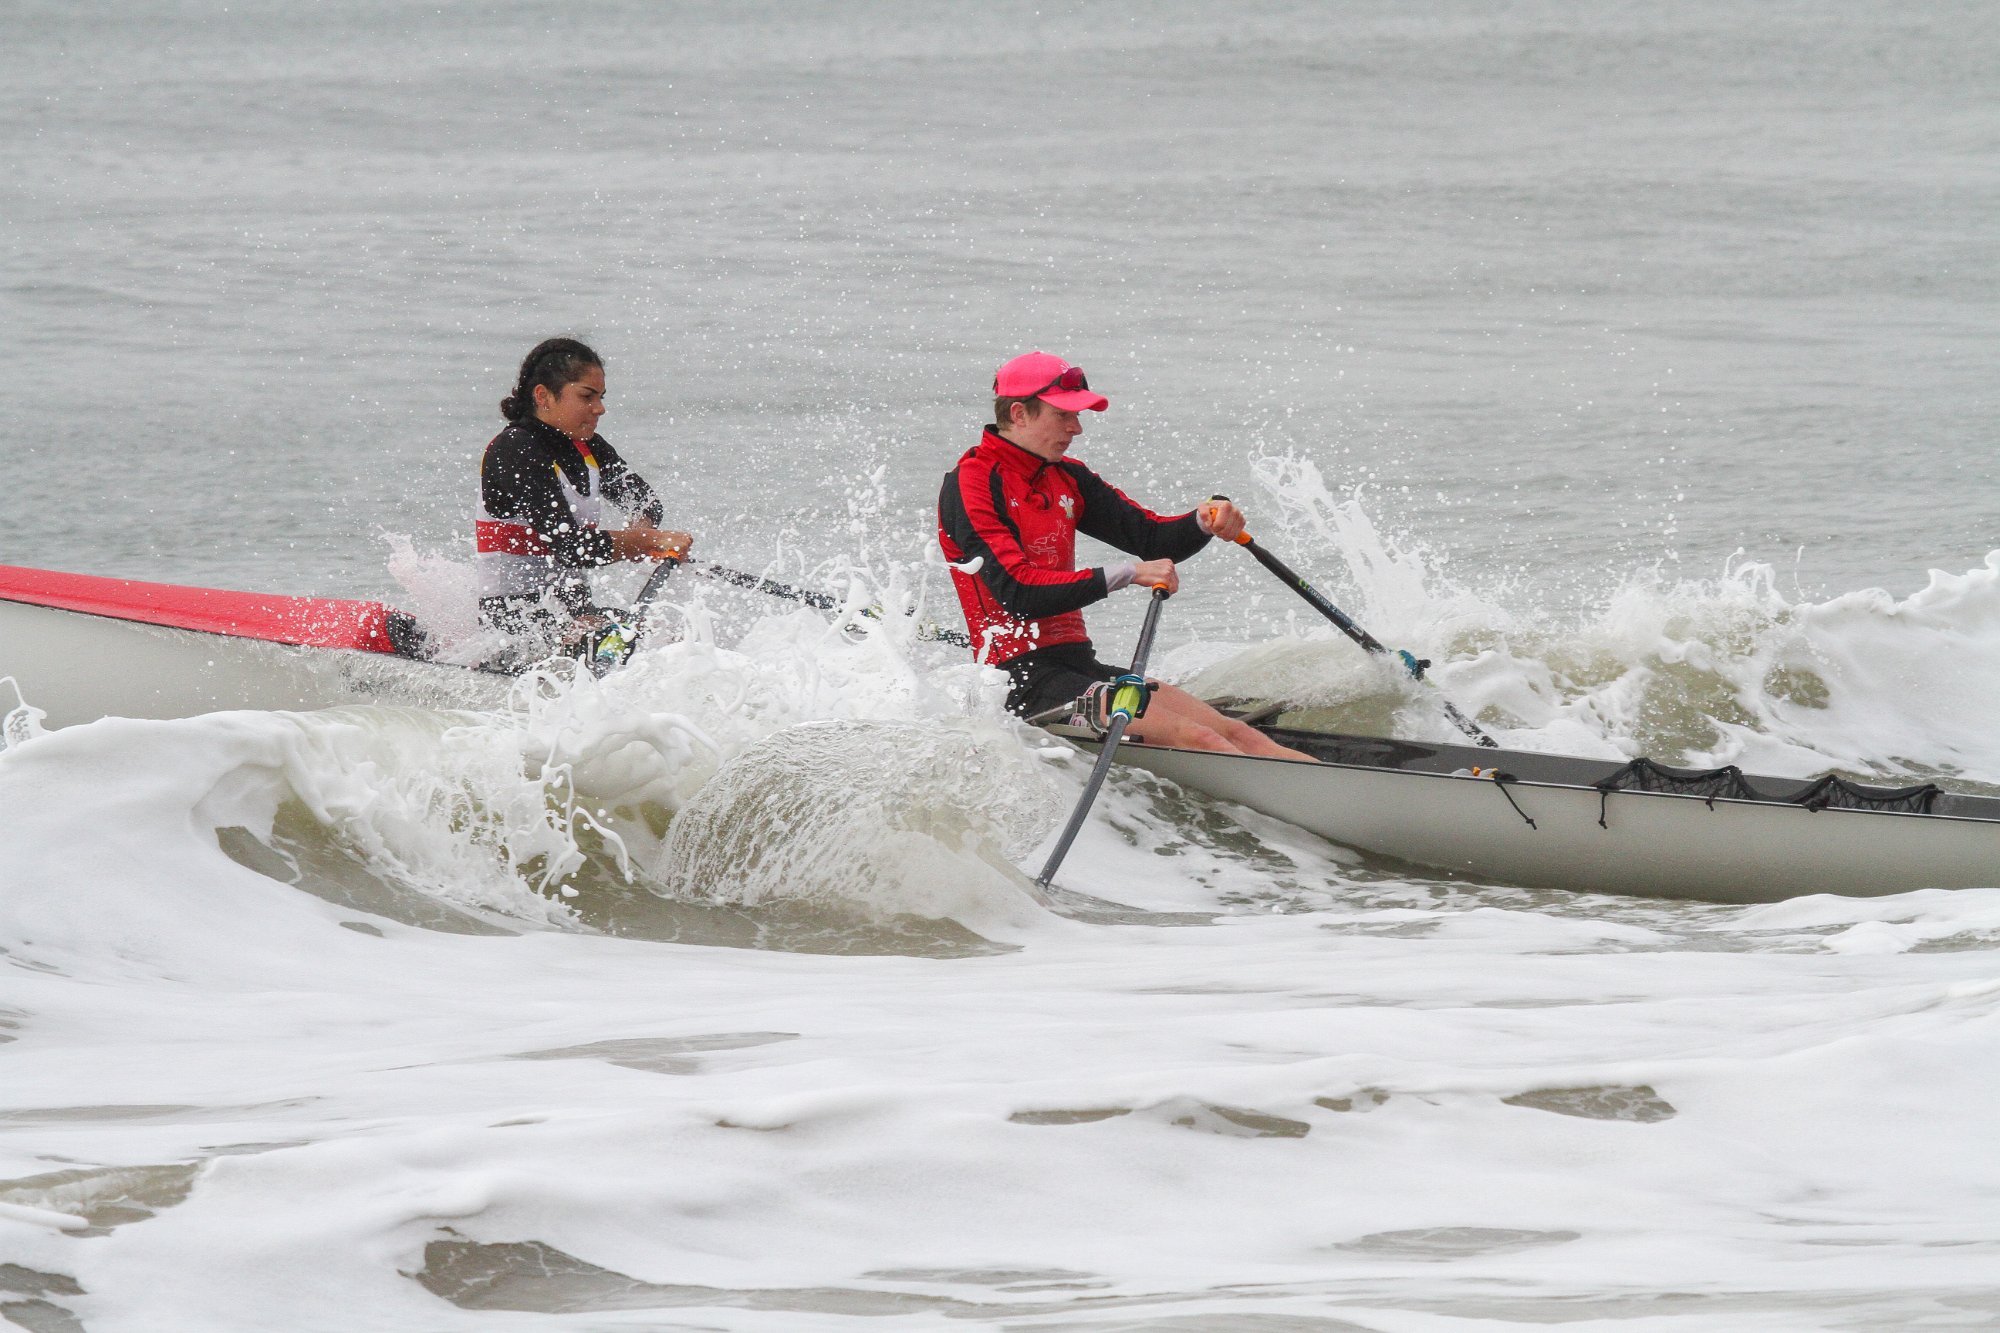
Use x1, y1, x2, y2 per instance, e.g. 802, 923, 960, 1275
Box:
1092, 726, 2000, 903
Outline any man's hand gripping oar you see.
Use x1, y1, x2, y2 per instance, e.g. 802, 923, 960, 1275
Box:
1206, 503, 1497, 749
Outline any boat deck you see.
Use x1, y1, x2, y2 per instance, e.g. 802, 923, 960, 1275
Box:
1252, 724, 2000, 823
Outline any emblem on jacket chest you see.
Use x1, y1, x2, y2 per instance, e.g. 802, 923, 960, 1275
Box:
1058, 494, 1075, 519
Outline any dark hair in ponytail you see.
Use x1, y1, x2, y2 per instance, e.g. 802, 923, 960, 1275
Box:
500, 337, 604, 422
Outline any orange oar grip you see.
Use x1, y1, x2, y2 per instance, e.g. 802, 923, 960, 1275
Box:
1233, 531, 1254, 546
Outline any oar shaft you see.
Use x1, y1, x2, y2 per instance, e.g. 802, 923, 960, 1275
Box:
688, 561, 837, 610
587, 553, 682, 676
1036, 585, 1170, 889
632, 554, 683, 615
1238, 537, 1386, 655
1126, 583, 1167, 668
1235, 533, 1498, 749
1034, 711, 1133, 888
680, 560, 974, 648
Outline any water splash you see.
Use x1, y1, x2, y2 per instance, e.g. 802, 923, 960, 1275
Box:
655, 718, 1058, 927
1247, 450, 1511, 651
1188, 463, 2000, 783
382, 535, 515, 667
208, 600, 1052, 947
1, 676, 48, 753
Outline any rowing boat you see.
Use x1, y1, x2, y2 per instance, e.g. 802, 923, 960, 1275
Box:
1052, 705, 2000, 903
0, 564, 504, 729
10, 564, 1995, 904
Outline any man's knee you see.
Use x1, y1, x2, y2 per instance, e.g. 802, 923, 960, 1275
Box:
1155, 721, 1231, 753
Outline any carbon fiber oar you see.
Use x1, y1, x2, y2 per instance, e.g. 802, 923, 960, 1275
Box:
682, 560, 972, 648
585, 553, 683, 677
629, 552, 683, 629
1036, 585, 1171, 889
1228, 531, 1497, 748
687, 559, 838, 610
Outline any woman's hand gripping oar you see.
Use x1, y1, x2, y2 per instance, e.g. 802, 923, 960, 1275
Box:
1035, 584, 1172, 890
1207, 505, 1497, 748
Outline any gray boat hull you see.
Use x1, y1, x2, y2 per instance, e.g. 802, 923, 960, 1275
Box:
1090, 727, 2000, 903
0, 599, 505, 730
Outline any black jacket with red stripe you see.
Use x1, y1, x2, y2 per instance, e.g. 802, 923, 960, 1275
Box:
937, 429, 1209, 664
477, 417, 663, 610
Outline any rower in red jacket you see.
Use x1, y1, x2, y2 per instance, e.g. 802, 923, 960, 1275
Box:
939, 351, 1311, 760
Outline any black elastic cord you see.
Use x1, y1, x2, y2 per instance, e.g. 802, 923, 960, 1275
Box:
1489, 772, 1536, 829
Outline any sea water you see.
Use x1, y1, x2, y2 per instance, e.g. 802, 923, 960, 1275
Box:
3, 3, 1999, 1329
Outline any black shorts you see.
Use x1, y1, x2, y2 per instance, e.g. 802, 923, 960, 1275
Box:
1004, 642, 1121, 719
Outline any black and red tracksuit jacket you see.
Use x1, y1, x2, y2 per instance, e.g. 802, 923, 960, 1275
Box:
477, 417, 662, 612
937, 429, 1209, 665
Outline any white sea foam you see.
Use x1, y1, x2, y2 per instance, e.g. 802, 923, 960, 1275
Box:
0, 676, 48, 753
6, 3, 2000, 1324
1178, 457, 2000, 792
655, 718, 1058, 923
5, 555, 2000, 1328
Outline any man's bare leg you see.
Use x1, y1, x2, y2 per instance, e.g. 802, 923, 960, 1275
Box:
1124, 682, 1316, 761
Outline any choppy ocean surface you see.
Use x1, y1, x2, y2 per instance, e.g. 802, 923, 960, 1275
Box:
3, 3, 1999, 1329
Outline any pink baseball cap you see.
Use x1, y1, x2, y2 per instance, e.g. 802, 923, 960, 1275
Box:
992, 351, 1108, 412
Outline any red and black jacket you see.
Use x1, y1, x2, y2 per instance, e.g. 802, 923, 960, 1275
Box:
937, 429, 1208, 664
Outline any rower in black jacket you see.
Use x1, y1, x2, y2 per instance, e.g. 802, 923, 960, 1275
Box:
475, 338, 692, 653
